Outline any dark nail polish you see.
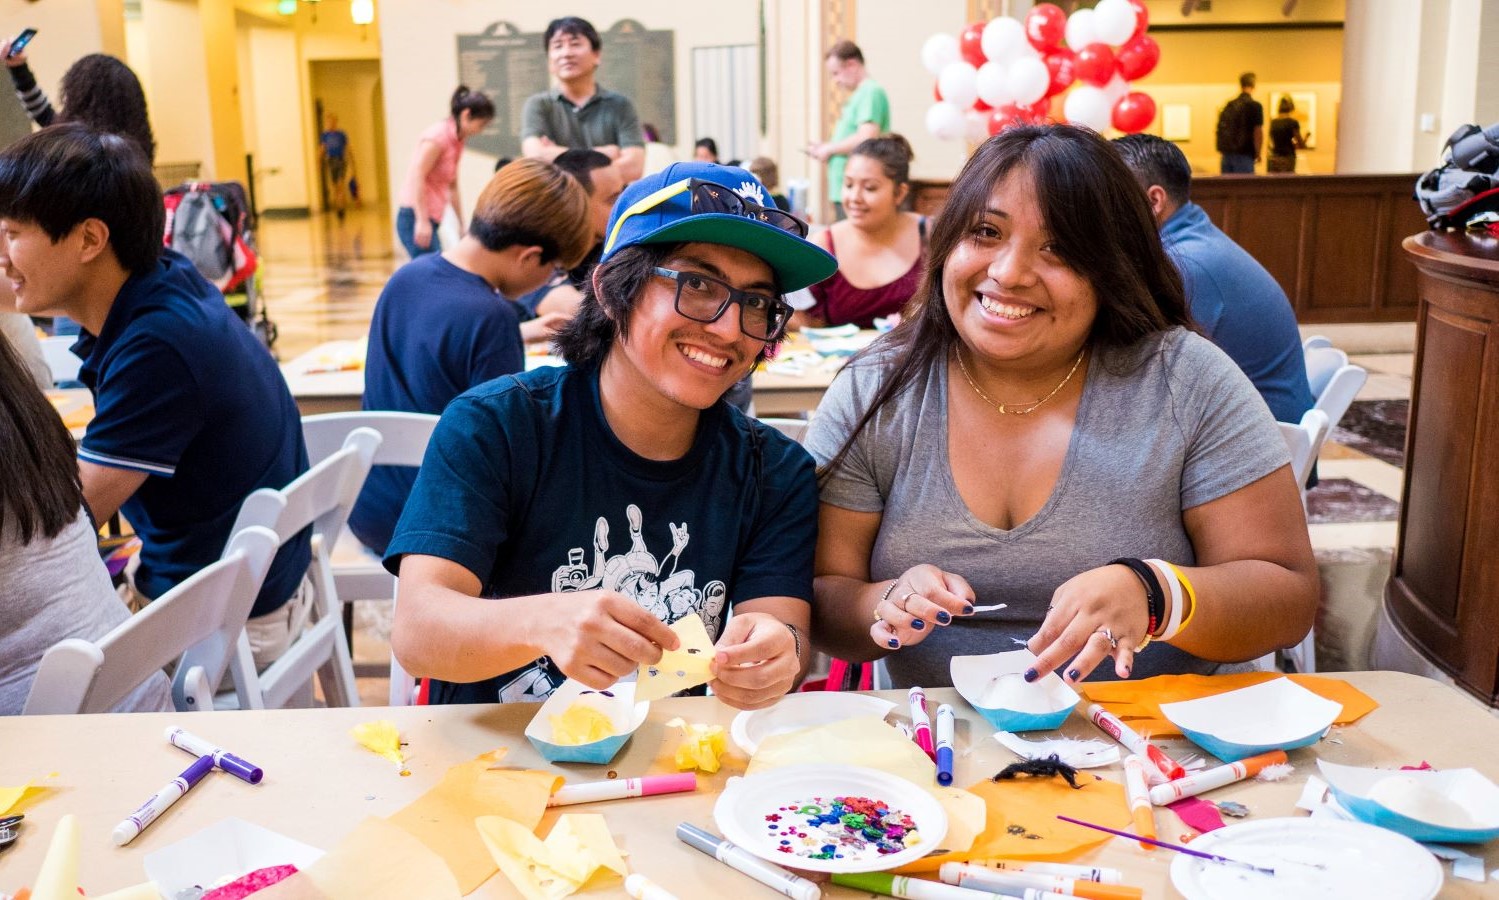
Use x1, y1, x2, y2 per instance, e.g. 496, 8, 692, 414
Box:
1068, 668, 1081, 681
911, 619, 925, 631
887, 638, 900, 649
1023, 668, 1038, 683
963, 605, 975, 615
936, 611, 952, 625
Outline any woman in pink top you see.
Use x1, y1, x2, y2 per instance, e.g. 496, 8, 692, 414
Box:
397, 86, 496, 258
797, 135, 927, 329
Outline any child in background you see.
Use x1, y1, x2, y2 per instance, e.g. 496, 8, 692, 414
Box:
747, 157, 791, 212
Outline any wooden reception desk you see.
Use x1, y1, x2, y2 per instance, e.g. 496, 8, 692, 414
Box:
1388, 231, 1499, 707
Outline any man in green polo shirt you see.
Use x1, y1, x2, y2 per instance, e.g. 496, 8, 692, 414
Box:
521, 17, 645, 183
808, 40, 891, 220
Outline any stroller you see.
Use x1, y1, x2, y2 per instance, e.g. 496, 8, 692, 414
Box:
162, 181, 278, 350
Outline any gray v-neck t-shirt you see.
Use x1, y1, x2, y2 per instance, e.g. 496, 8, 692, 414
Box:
805, 327, 1290, 689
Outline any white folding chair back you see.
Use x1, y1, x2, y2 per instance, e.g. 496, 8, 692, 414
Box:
222, 428, 381, 709
23, 527, 279, 715
40, 335, 81, 385
1307, 356, 1368, 440
1301, 334, 1333, 352
758, 417, 810, 444
1278, 409, 1331, 502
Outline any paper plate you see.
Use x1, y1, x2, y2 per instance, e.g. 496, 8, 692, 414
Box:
1169, 818, 1441, 900
731, 692, 898, 755
713, 763, 948, 874
951, 649, 1079, 732
525, 679, 649, 765
143, 818, 323, 899
1317, 760, 1499, 843
1160, 678, 1339, 762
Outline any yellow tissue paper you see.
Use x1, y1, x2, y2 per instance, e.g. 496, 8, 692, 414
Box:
351, 720, 406, 768
550, 704, 617, 746
477, 813, 627, 900
636, 613, 715, 702
665, 717, 727, 773
0, 783, 30, 817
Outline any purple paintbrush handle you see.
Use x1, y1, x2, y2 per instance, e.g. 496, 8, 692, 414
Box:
1055, 815, 1273, 874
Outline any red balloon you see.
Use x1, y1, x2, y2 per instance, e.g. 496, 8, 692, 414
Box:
1074, 42, 1117, 88
1022, 97, 1052, 123
1116, 34, 1160, 81
960, 22, 988, 67
974, 97, 993, 112
1111, 91, 1157, 133
1025, 3, 1067, 51
1128, 0, 1150, 40
933, 81, 943, 102
1043, 48, 1076, 98
987, 107, 1024, 136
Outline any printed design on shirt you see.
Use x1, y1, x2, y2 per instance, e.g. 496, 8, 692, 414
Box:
495, 504, 727, 705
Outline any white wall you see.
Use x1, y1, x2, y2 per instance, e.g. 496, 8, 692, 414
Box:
139, 0, 215, 172
0, 0, 106, 95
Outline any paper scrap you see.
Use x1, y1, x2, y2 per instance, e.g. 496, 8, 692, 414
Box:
301, 817, 460, 900
0, 783, 30, 817
665, 717, 727, 773
1168, 796, 1227, 833
31, 814, 79, 900
549, 704, 617, 746
993, 731, 1120, 769
350, 720, 406, 769
386, 749, 561, 894
1079, 672, 1378, 737
477, 814, 628, 900
635, 614, 715, 702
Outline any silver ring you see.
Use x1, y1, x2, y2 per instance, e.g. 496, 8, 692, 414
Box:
901, 590, 919, 607
1097, 627, 1118, 650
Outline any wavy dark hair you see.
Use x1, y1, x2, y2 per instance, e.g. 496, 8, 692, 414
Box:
819, 123, 1191, 481
57, 54, 156, 164
0, 330, 84, 543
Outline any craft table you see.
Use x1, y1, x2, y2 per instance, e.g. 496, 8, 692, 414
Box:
4, 672, 1490, 898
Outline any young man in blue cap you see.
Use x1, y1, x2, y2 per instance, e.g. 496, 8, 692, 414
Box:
386, 162, 835, 709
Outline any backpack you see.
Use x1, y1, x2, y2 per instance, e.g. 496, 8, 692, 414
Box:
1415, 123, 1499, 229
165, 190, 234, 279
1215, 96, 1251, 154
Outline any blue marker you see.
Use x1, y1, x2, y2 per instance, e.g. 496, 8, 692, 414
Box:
936, 703, 955, 786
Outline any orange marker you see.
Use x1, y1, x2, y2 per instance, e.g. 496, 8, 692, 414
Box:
1123, 755, 1155, 851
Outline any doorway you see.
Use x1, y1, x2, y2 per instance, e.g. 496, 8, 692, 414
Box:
309, 59, 389, 213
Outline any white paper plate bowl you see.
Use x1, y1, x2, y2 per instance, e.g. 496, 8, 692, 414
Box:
1318, 760, 1499, 843
524, 679, 649, 765
1160, 678, 1340, 762
713, 763, 948, 874
143, 818, 323, 899
731, 692, 898, 756
951, 650, 1079, 733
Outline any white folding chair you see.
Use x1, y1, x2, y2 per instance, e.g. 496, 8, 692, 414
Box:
23, 527, 280, 715
40, 335, 81, 385
221, 428, 381, 709
1304, 345, 1368, 436
303, 411, 438, 706
1271, 408, 1331, 674
1301, 334, 1333, 352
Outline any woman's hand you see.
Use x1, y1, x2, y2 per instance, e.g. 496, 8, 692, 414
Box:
1026, 564, 1151, 685
2, 39, 27, 67
710, 613, 800, 710
870, 565, 975, 651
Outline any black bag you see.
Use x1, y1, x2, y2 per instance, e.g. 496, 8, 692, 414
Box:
1215, 97, 1251, 154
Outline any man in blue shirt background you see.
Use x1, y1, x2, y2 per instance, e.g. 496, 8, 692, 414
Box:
0, 123, 312, 668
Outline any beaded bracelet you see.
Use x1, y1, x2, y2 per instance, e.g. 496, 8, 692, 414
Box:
874, 579, 900, 624
784, 622, 804, 663
1145, 558, 1185, 640
1109, 557, 1164, 637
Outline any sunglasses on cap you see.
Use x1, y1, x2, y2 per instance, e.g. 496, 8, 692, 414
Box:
604, 177, 808, 255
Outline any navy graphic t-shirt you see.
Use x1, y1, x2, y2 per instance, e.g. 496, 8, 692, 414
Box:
384, 364, 817, 705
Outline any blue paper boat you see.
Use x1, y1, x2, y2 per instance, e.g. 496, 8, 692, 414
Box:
951, 649, 1079, 733
1319, 760, 1499, 844
525, 679, 649, 765
1161, 678, 1340, 762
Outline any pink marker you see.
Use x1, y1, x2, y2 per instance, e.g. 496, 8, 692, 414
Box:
909, 686, 937, 760
547, 773, 697, 807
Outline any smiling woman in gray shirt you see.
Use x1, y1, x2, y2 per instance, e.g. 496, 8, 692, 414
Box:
805, 124, 1317, 690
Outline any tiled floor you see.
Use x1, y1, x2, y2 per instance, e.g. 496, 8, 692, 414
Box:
257, 212, 1416, 701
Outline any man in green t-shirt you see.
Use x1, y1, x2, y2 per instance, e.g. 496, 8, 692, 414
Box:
808, 40, 890, 220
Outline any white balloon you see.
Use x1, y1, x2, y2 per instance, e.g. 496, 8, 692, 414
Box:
926, 101, 968, 141
1008, 56, 1050, 106
921, 33, 961, 76
1065, 8, 1098, 49
1063, 85, 1112, 132
981, 17, 1028, 66
965, 109, 990, 143
1092, 0, 1139, 45
975, 62, 1014, 108
1103, 72, 1130, 105
938, 61, 980, 110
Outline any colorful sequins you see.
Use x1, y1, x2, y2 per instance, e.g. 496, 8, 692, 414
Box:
763, 795, 921, 861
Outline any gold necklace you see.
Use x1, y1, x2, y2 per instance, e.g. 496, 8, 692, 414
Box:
955, 345, 1086, 416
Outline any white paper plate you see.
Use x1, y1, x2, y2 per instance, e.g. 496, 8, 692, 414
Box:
1169, 818, 1442, 900
730, 692, 898, 755
713, 764, 947, 873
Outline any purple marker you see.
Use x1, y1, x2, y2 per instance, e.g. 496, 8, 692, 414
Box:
113, 754, 214, 845
165, 726, 263, 785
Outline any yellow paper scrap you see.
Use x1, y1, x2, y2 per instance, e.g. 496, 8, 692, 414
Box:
550, 704, 617, 746
665, 716, 727, 773
635, 613, 715, 702
303, 817, 461, 900
476, 813, 627, 900
387, 749, 562, 894
0, 783, 31, 816
350, 720, 406, 768
31, 814, 79, 900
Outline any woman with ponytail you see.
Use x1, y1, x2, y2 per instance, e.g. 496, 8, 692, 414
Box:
396, 86, 496, 259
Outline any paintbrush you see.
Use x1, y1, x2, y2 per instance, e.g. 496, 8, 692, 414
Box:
1056, 815, 1278, 875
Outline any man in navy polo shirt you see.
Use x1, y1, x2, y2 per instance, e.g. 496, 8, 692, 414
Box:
386, 162, 836, 708
0, 123, 312, 667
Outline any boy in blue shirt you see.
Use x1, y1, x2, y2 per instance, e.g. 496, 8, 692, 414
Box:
386, 162, 836, 708
0, 123, 312, 668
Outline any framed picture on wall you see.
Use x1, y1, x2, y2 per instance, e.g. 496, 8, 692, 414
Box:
1269, 91, 1316, 149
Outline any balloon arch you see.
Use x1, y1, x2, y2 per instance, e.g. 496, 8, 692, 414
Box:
922, 0, 1160, 142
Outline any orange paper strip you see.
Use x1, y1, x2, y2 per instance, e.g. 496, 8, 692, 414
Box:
1080, 673, 1377, 737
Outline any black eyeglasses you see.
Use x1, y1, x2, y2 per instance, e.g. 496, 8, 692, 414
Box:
652, 267, 793, 342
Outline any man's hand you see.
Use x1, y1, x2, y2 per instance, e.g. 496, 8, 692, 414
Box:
709, 612, 800, 710
519, 310, 571, 344
807, 142, 833, 162
529, 590, 680, 690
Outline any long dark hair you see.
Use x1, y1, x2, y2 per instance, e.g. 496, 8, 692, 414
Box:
820, 124, 1190, 481
0, 330, 84, 543
57, 54, 156, 164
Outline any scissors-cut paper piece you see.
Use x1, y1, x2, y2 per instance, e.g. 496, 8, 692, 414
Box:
1080, 672, 1377, 737
635, 614, 714, 702
477, 813, 627, 900
550, 704, 616, 746
350, 720, 406, 768
303, 817, 460, 899
665, 717, 727, 773
992, 731, 1120, 769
